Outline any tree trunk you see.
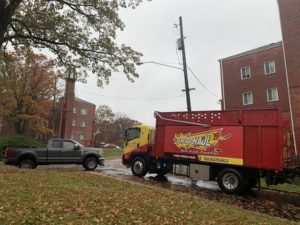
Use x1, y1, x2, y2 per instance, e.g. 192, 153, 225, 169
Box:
14, 120, 25, 135
0, 0, 23, 46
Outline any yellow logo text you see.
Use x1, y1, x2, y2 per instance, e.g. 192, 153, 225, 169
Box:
173, 129, 230, 151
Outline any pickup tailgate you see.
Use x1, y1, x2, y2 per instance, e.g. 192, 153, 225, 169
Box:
4, 147, 47, 165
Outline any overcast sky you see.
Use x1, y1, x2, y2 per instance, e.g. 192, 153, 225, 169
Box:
76, 0, 282, 126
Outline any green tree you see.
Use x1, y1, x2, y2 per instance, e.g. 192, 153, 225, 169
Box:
0, 49, 61, 135
94, 105, 115, 146
95, 105, 115, 132
113, 112, 140, 145
0, 0, 144, 85
94, 106, 140, 146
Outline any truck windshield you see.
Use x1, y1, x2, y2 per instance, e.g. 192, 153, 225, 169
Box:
126, 128, 141, 142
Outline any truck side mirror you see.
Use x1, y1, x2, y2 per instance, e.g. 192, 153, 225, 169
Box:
74, 144, 80, 150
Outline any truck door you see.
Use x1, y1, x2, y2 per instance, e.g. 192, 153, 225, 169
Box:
124, 126, 151, 156
60, 140, 82, 163
124, 127, 141, 155
47, 139, 63, 163
48, 140, 81, 163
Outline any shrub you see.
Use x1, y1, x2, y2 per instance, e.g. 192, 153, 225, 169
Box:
0, 135, 42, 160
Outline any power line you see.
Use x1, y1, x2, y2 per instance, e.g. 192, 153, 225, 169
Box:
139, 60, 220, 100
187, 66, 220, 99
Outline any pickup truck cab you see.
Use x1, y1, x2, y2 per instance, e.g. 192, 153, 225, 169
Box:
4, 138, 104, 170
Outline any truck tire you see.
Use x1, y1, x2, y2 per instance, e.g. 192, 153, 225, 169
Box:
217, 168, 246, 194
83, 157, 98, 171
18, 159, 36, 169
131, 157, 148, 177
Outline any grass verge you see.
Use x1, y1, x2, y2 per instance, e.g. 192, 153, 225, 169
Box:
261, 177, 300, 193
102, 148, 123, 159
0, 167, 298, 225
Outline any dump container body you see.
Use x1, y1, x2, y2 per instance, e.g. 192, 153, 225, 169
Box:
153, 109, 293, 171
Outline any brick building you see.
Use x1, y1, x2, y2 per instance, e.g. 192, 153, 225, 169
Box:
219, 0, 300, 161
55, 76, 96, 146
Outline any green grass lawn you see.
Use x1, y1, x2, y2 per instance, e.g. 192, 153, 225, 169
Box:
0, 168, 298, 225
262, 177, 300, 193
102, 148, 123, 159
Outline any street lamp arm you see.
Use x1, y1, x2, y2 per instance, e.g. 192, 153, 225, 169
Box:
138, 61, 183, 71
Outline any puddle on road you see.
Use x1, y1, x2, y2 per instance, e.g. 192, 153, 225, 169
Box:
98, 159, 219, 190
151, 175, 220, 190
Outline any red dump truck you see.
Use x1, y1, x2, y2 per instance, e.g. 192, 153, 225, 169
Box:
122, 109, 298, 194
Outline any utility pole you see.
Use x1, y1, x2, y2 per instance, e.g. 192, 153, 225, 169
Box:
179, 16, 192, 112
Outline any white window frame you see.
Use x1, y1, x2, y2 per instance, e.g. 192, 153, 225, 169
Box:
240, 66, 251, 80
73, 107, 76, 114
80, 121, 86, 128
79, 133, 85, 141
81, 108, 88, 115
243, 91, 253, 105
264, 60, 276, 75
267, 88, 279, 102
72, 119, 76, 127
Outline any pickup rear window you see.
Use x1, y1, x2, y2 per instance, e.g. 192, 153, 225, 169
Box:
51, 140, 61, 148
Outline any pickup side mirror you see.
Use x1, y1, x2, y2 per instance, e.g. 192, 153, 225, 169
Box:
74, 144, 80, 150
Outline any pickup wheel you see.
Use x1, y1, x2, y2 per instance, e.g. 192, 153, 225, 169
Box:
131, 157, 148, 177
83, 157, 98, 171
18, 159, 36, 169
217, 168, 246, 194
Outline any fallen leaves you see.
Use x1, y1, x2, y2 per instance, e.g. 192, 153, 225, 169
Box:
0, 168, 298, 225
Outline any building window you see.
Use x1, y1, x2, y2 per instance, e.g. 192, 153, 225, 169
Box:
267, 88, 279, 102
71, 134, 75, 140
264, 60, 276, 75
73, 107, 76, 114
80, 121, 86, 128
243, 91, 253, 105
241, 66, 251, 80
79, 133, 85, 141
72, 119, 76, 127
81, 109, 88, 115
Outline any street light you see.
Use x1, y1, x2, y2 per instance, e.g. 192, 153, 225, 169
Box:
137, 61, 194, 111
137, 61, 183, 70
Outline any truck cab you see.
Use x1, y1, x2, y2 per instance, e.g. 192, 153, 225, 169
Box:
122, 125, 153, 166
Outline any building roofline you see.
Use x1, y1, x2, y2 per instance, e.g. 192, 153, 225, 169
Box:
57, 97, 95, 106
219, 41, 282, 62
75, 97, 96, 106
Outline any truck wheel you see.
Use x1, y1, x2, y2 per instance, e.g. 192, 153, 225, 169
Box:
18, 159, 36, 169
131, 157, 148, 177
83, 157, 98, 171
217, 168, 246, 194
